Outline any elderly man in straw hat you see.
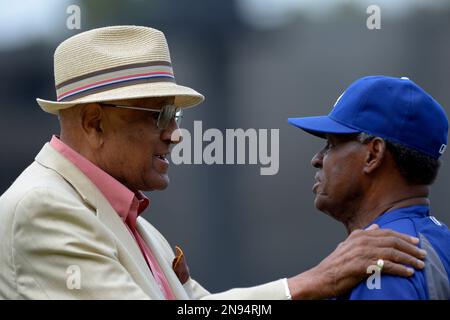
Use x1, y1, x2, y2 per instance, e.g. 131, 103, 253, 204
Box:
0, 26, 426, 299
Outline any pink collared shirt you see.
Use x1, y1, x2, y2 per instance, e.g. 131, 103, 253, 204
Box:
50, 135, 175, 299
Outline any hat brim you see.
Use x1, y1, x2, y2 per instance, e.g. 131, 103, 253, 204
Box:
288, 116, 360, 138
36, 81, 204, 115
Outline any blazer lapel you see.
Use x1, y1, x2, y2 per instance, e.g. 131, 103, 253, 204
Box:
95, 197, 165, 299
137, 219, 190, 299
35, 143, 165, 299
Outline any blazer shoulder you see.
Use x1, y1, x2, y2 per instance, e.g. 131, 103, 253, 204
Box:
1, 161, 86, 214
0, 160, 97, 249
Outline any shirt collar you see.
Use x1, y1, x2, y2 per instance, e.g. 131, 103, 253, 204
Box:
368, 205, 430, 228
49, 135, 149, 222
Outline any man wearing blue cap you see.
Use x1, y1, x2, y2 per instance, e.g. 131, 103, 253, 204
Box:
289, 75, 450, 299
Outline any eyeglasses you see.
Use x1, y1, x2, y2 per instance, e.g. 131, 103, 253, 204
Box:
99, 103, 183, 129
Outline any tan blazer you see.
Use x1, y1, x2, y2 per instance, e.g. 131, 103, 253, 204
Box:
0, 143, 287, 299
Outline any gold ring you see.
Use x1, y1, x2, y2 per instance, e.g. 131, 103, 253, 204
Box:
377, 259, 384, 270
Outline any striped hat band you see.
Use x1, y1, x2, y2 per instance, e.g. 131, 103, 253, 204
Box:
37, 26, 204, 115
56, 61, 175, 102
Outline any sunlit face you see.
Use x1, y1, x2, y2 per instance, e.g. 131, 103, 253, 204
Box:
97, 97, 180, 192
310, 134, 367, 220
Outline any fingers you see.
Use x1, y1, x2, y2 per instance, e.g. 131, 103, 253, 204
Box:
366, 224, 379, 231
379, 247, 425, 270
348, 227, 427, 279
374, 236, 427, 260
379, 260, 415, 277
367, 228, 420, 245
349, 228, 425, 260
329, 226, 427, 295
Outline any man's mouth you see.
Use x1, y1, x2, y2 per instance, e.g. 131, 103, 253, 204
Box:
312, 181, 320, 194
313, 173, 321, 193
154, 153, 170, 165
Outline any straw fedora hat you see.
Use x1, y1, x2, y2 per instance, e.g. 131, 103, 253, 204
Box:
37, 25, 204, 115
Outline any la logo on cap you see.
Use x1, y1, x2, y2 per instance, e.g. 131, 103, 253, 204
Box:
333, 91, 345, 108
439, 144, 447, 155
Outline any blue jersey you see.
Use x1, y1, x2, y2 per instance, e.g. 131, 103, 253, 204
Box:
344, 205, 450, 300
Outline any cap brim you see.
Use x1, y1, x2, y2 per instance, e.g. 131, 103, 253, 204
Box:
288, 116, 360, 138
36, 81, 204, 115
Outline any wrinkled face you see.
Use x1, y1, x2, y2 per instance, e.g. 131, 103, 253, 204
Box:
98, 97, 180, 192
311, 134, 367, 220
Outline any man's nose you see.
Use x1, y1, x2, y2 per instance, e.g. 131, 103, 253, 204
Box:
161, 118, 183, 144
311, 151, 323, 168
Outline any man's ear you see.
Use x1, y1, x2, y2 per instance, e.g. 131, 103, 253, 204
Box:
363, 137, 387, 174
80, 103, 105, 148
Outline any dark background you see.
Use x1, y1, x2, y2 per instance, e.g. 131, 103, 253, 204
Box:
1, 0, 449, 293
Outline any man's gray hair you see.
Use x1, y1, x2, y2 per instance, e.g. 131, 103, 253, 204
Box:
357, 132, 376, 144
355, 132, 440, 185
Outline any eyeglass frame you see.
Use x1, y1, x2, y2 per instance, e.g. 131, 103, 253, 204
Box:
98, 103, 183, 129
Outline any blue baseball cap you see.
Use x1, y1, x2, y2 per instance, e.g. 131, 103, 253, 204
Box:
288, 76, 448, 159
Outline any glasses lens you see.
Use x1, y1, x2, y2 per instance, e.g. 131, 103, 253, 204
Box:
158, 105, 181, 129
175, 110, 183, 126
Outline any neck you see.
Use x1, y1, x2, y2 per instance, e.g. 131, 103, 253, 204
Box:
343, 185, 429, 234
59, 132, 98, 165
